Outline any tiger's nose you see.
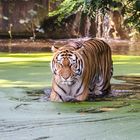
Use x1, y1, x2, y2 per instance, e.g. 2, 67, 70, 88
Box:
61, 68, 71, 80
62, 72, 70, 80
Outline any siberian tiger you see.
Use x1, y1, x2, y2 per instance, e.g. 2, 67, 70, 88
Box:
50, 38, 113, 102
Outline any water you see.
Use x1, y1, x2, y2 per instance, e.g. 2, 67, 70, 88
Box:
108, 39, 140, 55
0, 39, 140, 140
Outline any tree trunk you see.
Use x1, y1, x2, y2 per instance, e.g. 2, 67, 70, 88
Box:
42, 0, 49, 14
89, 19, 97, 37
80, 13, 90, 37
1, 1, 9, 31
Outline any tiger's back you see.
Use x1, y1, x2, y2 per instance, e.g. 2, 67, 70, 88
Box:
50, 38, 113, 102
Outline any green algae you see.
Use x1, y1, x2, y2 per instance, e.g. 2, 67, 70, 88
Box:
0, 53, 140, 140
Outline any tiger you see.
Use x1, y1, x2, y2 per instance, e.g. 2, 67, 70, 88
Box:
50, 38, 113, 102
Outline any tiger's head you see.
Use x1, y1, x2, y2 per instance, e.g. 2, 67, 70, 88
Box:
51, 44, 84, 86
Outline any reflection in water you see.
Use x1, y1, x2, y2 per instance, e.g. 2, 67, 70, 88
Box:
0, 38, 140, 55
107, 40, 140, 55
111, 76, 140, 99
113, 76, 140, 85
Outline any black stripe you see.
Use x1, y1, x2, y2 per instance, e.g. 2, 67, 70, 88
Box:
89, 39, 102, 53
82, 50, 88, 61
56, 82, 67, 94
79, 59, 83, 75
75, 83, 83, 96
52, 88, 64, 101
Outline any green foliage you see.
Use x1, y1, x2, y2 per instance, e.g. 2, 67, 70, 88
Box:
124, 0, 140, 32
49, 0, 114, 22
49, 0, 84, 22
83, 0, 113, 18
49, 0, 140, 32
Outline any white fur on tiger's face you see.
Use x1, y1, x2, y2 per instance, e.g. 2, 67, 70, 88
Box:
50, 39, 113, 102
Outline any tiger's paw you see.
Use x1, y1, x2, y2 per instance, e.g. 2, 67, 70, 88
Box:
64, 96, 80, 102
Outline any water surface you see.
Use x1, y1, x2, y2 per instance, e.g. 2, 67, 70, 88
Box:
0, 39, 140, 140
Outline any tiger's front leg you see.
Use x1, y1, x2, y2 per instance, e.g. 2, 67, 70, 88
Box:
50, 89, 81, 102
50, 90, 63, 102
75, 88, 89, 101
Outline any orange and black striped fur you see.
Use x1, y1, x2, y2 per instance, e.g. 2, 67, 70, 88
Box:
50, 38, 113, 102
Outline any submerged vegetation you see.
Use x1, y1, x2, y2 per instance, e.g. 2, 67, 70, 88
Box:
0, 53, 139, 116
0, 52, 139, 88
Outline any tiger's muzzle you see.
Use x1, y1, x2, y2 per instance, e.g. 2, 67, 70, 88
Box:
60, 76, 75, 85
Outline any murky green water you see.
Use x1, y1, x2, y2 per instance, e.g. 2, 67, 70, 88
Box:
0, 40, 140, 140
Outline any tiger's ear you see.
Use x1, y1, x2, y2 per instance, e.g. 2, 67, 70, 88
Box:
75, 45, 85, 55
69, 42, 84, 50
51, 45, 58, 52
